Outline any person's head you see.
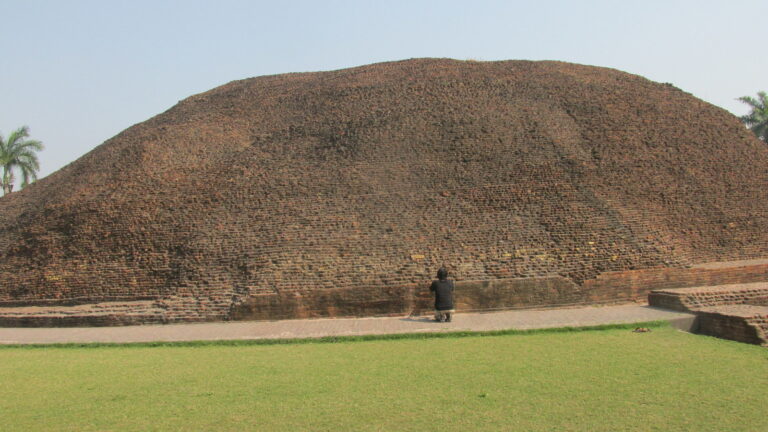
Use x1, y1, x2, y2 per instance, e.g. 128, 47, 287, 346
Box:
437, 267, 448, 280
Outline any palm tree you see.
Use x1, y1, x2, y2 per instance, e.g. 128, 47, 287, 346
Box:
737, 91, 768, 142
0, 126, 44, 195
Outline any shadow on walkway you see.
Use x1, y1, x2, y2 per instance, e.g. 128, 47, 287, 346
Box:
399, 316, 435, 323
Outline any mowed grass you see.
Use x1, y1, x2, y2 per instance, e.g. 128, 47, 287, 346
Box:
1, 326, 766, 431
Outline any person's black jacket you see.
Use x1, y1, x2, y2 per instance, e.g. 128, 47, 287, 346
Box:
429, 279, 455, 310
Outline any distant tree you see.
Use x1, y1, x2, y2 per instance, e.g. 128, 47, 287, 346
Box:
0, 126, 44, 195
737, 91, 768, 142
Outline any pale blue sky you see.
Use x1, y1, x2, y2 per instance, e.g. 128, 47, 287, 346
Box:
1, 0, 765, 179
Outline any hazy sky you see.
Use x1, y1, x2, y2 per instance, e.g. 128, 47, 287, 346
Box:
1, 0, 765, 179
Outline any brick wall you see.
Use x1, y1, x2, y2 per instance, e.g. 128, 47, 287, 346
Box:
594, 262, 768, 308
3, 261, 765, 326
231, 261, 768, 322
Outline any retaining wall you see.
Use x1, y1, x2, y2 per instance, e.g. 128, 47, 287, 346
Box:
2, 259, 766, 327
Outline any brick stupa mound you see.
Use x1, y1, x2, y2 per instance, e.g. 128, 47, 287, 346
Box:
1, 58, 767, 326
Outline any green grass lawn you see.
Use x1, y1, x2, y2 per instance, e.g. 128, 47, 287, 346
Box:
1, 325, 766, 431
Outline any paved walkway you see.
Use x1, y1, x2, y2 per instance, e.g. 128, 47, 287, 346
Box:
0, 304, 695, 345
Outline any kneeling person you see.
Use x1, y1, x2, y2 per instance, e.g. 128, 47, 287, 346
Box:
430, 268, 455, 322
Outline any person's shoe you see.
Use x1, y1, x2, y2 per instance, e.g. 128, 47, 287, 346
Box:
445, 314, 452, 322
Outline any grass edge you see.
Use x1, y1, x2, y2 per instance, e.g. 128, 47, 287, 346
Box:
0, 320, 671, 349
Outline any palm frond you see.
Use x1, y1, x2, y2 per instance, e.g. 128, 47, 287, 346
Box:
16, 152, 40, 172
16, 147, 40, 160
7, 138, 43, 155
19, 139, 43, 153
737, 95, 759, 108
5, 160, 39, 190
738, 92, 768, 141
739, 114, 756, 126
6, 126, 31, 147
20, 165, 39, 187
20, 169, 32, 188
753, 123, 768, 141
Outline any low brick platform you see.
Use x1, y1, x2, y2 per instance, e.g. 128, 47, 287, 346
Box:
696, 305, 768, 346
0, 301, 168, 327
648, 282, 768, 312
648, 282, 768, 346
0, 296, 233, 327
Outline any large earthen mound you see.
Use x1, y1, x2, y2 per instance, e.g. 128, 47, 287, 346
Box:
1, 58, 767, 325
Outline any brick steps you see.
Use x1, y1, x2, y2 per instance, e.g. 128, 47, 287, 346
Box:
648, 282, 768, 312
648, 283, 768, 346
696, 305, 768, 346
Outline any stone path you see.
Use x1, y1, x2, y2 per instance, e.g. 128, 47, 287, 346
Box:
0, 303, 696, 345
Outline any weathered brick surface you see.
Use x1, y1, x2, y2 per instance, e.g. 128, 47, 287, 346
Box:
0, 59, 766, 326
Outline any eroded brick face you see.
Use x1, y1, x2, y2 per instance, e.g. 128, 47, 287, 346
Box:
0, 59, 767, 325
